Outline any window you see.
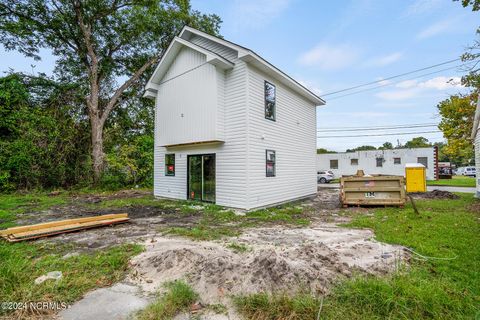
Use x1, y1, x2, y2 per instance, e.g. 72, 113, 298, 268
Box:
264, 81, 276, 121
351, 158, 358, 165
394, 157, 401, 164
165, 154, 175, 176
266, 150, 276, 177
417, 157, 428, 168
330, 159, 338, 169
376, 157, 384, 167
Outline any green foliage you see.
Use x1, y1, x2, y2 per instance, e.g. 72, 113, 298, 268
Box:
437, 93, 476, 165
378, 142, 393, 150
346, 145, 377, 152
403, 136, 432, 148
316, 148, 337, 154
137, 280, 198, 320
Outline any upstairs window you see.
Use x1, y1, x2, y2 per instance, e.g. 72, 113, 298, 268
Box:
351, 158, 358, 165
394, 157, 401, 164
264, 81, 276, 121
376, 157, 384, 167
266, 150, 276, 177
165, 154, 175, 176
330, 159, 338, 169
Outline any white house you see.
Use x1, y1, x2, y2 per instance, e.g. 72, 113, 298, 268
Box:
317, 147, 438, 180
472, 98, 480, 198
144, 26, 325, 210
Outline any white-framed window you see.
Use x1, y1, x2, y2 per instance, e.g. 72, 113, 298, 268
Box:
264, 81, 276, 121
165, 154, 175, 176
330, 159, 338, 169
266, 150, 276, 177
376, 157, 384, 167
394, 157, 401, 164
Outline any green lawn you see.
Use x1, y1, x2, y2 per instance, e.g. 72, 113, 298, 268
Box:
235, 193, 480, 319
427, 175, 476, 187
0, 192, 143, 317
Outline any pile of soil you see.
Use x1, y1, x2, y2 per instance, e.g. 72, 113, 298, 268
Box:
129, 224, 404, 305
410, 189, 460, 199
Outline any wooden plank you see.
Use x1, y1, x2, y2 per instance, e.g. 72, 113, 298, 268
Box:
10, 218, 129, 238
0, 213, 128, 236
4, 218, 129, 242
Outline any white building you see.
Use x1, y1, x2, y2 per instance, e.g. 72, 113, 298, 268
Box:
317, 147, 438, 180
145, 26, 325, 210
472, 99, 480, 198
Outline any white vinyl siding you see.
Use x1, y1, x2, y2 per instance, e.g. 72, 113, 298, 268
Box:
156, 47, 221, 146
475, 134, 480, 197
245, 64, 317, 209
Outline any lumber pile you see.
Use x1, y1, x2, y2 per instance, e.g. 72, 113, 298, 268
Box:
0, 213, 129, 242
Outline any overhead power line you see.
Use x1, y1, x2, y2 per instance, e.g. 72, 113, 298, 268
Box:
322, 58, 461, 97
317, 130, 442, 138
318, 122, 437, 130
327, 63, 466, 101
317, 123, 438, 132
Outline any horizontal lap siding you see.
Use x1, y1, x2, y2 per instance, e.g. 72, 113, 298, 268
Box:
246, 65, 317, 209
154, 36, 249, 208
476, 134, 480, 197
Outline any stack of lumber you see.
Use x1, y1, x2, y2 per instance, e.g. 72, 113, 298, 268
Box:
0, 213, 129, 242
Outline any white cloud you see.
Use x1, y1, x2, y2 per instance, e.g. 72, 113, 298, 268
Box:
405, 0, 442, 16
297, 43, 359, 70
364, 52, 403, 68
376, 76, 464, 100
230, 0, 291, 30
297, 79, 323, 95
416, 19, 453, 39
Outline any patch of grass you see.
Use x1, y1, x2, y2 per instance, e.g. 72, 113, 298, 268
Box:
234, 292, 322, 320
137, 280, 198, 320
165, 226, 240, 241
0, 242, 142, 316
0, 193, 69, 229
246, 206, 310, 226
226, 242, 250, 253
235, 194, 480, 319
207, 303, 228, 314
427, 175, 476, 187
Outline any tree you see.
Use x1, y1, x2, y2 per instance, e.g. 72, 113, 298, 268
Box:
403, 137, 432, 148
0, 1, 221, 182
346, 145, 377, 152
455, 0, 480, 87
378, 142, 393, 150
437, 93, 477, 165
316, 148, 336, 154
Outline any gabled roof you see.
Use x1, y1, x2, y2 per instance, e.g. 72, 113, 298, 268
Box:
144, 36, 234, 98
145, 26, 325, 106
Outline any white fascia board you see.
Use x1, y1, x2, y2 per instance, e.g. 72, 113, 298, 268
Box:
179, 26, 325, 106
239, 52, 325, 106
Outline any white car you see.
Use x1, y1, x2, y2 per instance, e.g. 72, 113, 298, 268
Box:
463, 166, 476, 177
317, 170, 335, 183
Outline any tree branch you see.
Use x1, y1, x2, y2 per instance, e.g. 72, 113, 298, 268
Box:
100, 55, 159, 124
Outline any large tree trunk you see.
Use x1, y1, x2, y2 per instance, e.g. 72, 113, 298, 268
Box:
91, 115, 104, 184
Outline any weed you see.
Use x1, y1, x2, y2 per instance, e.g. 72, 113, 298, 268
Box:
226, 242, 250, 253
137, 280, 198, 320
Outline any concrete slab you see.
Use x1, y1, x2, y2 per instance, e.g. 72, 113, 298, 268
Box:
59, 283, 150, 320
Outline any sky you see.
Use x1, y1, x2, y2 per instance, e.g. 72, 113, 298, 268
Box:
0, 0, 478, 151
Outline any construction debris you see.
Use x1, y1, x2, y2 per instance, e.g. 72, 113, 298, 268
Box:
0, 213, 129, 242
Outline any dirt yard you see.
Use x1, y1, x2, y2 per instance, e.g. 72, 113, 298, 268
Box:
12, 189, 406, 319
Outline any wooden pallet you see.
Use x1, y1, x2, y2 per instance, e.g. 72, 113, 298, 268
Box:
0, 213, 129, 242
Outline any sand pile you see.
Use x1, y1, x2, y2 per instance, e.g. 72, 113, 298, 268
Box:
129, 224, 404, 304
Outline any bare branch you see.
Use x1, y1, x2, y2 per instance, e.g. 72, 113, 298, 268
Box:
100, 55, 159, 124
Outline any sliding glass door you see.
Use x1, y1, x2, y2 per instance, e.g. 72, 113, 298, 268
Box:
188, 154, 216, 203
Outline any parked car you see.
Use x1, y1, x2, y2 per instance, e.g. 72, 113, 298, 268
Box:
463, 166, 476, 177
317, 170, 334, 183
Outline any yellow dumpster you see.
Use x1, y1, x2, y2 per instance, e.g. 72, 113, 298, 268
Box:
405, 163, 426, 193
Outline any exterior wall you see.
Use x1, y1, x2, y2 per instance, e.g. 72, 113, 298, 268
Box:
475, 133, 480, 198
245, 64, 317, 209
154, 33, 318, 209
317, 147, 437, 180
156, 47, 222, 146
154, 37, 250, 209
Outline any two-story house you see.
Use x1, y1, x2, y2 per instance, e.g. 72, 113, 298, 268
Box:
144, 26, 325, 210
